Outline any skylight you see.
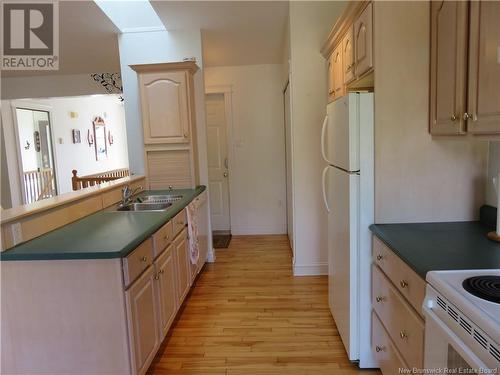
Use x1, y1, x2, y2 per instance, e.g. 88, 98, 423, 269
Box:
94, 0, 165, 33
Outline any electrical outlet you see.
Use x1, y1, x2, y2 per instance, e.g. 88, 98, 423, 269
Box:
11, 223, 23, 245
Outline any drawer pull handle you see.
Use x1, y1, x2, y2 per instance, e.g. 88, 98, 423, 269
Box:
399, 331, 408, 340
154, 274, 159, 280
400, 280, 408, 288
375, 345, 385, 352
376, 296, 385, 303
141, 256, 148, 262
376, 254, 383, 261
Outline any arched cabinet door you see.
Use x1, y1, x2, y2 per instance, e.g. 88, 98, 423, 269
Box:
139, 71, 191, 144
343, 26, 355, 84
354, 2, 373, 78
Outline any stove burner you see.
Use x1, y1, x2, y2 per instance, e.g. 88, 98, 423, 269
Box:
462, 276, 500, 304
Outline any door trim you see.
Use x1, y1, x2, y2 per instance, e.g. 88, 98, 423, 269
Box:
10, 101, 60, 204
205, 85, 235, 232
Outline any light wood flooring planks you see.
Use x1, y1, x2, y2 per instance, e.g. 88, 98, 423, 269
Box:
148, 235, 381, 375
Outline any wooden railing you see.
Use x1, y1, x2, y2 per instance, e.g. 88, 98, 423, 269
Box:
23, 169, 56, 204
72, 168, 130, 191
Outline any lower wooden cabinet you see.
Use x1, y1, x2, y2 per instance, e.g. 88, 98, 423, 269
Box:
125, 266, 160, 375
372, 312, 410, 374
372, 235, 425, 374
155, 244, 177, 339
174, 228, 191, 305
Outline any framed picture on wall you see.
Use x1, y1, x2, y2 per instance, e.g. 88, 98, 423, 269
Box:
72, 129, 81, 144
92, 117, 108, 161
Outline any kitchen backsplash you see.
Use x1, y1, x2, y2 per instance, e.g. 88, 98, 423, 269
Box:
486, 141, 500, 207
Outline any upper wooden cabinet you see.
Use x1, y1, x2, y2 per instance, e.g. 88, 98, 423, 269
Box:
132, 62, 198, 144
353, 2, 373, 78
323, 2, 374, 102
342, 26, 355, 84
430, 0, 500, 136
466, 1, 500, 135
430, 1, 469, 135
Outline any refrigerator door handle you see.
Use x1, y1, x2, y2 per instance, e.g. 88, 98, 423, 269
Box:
322, 166, 331, 213
320, 114, 329, 163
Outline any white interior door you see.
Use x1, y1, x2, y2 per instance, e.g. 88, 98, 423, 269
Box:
284, 82, 294, 251
205, 94, 231, 232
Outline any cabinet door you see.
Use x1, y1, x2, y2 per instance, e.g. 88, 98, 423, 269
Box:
354, 3, 373, 78
466, 1, 500, 135
174, 228, 190, 306
343, 26, 355, 84
139, 71, 190, 144
125, 266, 160, 375
332, 44, 344, 100
155, 245, 177, 339
328, 54, 336, 102
430, 1, 468, 135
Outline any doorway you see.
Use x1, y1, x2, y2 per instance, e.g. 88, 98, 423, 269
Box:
14, 107, 57, 204
205, 93, 231, 246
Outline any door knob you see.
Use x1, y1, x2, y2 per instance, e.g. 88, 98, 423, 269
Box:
223, 172, 228, 177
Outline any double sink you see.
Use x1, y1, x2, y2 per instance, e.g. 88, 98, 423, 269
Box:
113, 194, 183, 212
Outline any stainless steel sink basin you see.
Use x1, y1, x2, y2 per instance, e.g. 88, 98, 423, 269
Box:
117, 202, 173, 212
140, 194, 182, 204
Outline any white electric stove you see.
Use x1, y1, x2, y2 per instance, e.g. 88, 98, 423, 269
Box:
423, 269, 500, 372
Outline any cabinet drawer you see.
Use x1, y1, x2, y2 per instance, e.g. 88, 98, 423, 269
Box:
123, 238, 154, 287
373, 236, 426, 315
173, 210, 187, 238
372, 311, 409, 374
372, 265, 424, 369
152, 220, 173, 258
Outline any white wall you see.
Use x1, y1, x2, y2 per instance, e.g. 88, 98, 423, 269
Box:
1, 74, 110, 100
205, 64, 286, 235
288, 1, 347, 275
373, 2, 489, 223
487, 142, 500, 207
6, 95, 129, 195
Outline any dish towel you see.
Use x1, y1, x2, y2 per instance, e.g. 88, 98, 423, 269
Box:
187, 201, 199, 265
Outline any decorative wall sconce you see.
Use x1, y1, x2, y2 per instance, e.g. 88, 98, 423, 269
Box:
87, 129, 94, 146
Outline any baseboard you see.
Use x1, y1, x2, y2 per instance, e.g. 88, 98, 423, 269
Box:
231, 226, 286, 236
293, 262, 328, 276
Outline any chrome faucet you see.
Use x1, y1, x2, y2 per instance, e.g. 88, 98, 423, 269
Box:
121, 185, 143, 206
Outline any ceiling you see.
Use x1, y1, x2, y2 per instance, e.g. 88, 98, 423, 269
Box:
150, 1, 289, 67
2, 1, 121, 78
2, 1, 289, 78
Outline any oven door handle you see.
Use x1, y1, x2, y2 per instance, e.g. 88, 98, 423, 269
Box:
422, 305, 488, 370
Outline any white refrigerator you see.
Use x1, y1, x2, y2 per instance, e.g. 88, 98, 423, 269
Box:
321, 93, 376, 368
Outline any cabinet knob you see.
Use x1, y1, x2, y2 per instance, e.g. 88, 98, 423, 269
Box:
450, 115, 457, 121
400, 280, 408, 288
184, 132, 188, 138
376, 296, 385, 303
141, 256, 148, 262
400, 331, 408, 340
376, 254, 383, 261
154, 274, 159, 280
375, 345, 385, 352
159, 269, 164, 274
463, 112, 472, 121
164, 235, 169, 241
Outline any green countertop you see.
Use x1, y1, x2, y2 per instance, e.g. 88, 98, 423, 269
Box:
370, 221, 500, 279
0, 186, 205, 261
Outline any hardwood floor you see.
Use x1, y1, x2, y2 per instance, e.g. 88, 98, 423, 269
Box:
148, 235, 381, 375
